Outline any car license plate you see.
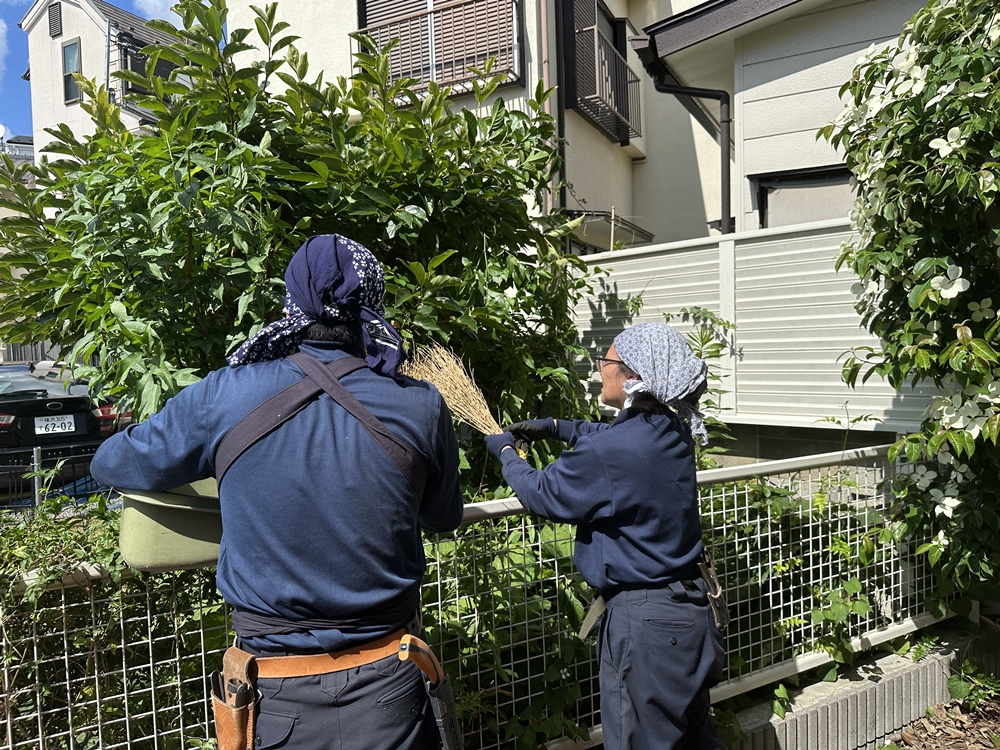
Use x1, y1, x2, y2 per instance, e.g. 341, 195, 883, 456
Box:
34, 415, 77, 435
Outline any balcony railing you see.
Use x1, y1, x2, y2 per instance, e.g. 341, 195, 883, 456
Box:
573, 25, 641, 141
357, 0, 520, 94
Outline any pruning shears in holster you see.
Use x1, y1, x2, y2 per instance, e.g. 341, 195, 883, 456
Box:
697, 552, 730, 632
209, 647, 258, 750
399, 634, 463, 750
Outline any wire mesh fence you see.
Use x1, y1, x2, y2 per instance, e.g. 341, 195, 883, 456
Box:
1, 445, 946, 749
0, 442, 104, 510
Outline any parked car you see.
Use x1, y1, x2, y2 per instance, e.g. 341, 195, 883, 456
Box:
0, 366, 130, 448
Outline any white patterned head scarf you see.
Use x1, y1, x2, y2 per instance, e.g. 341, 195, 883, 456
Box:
227, 235, 404, 374
613, 323, 709, 443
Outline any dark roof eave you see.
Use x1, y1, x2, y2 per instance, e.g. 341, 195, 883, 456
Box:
92, 0, 179, 48
642, 0, 805, 59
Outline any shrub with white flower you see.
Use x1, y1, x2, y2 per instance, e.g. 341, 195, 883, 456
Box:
968, 298, 994, 322
911, 464, 938, 490
929, 265, 970, 299
825, 0, 1000, 615
928, 126, 965, 157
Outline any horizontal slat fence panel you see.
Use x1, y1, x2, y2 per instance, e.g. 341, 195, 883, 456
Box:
577, 219, 935, 431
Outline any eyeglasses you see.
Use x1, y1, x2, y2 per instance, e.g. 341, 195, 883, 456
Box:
594, 356, 626, 372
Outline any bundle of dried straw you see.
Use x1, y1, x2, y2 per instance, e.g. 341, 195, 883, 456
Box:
400, 342, 503, 435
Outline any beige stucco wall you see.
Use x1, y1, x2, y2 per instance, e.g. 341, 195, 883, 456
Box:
563, 109, 634, 220
228, 1, 358, 83
733, 0, 926, 229
24, 0, 108, 153
627, 0, 726, 243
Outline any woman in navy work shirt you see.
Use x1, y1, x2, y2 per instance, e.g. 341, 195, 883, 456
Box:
485, 323, 725, 750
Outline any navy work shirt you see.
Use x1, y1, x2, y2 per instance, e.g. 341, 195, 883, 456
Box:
498, 408, 702, 594
91, 342, 463, 654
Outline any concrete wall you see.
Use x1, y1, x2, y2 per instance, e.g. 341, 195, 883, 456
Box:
733, 0, 926, 230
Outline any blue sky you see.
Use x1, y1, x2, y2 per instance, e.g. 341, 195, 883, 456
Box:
0, 0, 175, 140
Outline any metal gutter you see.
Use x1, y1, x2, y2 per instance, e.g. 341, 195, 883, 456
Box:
630, 35, 732, 233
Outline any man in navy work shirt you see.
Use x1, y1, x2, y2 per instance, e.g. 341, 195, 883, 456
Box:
485, 323, 724, 750
92, 235, 463, 750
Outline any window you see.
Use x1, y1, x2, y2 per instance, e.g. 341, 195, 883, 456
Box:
62, 40, 81, 102
562, 0, 641, 144
356, 0, 521, 94
48, 3, 62, 38
118, 33, 176, 96
750, 166, 854, 229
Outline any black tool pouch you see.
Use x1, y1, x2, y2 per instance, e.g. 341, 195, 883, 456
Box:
210, 647, 258, 750
697, 554, 731, 633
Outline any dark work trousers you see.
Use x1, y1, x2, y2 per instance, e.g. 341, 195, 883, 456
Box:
250, 653, 437, 750
598, 583, 726, 750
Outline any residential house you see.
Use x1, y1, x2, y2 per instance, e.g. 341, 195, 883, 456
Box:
20, 0, 175, 154
223, 0, 933, 459
18, 0, 936, 457
0, 135, 35, 166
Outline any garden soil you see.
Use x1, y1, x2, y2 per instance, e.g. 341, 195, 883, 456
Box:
896, 699, 1000, 749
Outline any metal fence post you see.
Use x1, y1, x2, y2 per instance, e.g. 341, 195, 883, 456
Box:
32, 446, 42, 508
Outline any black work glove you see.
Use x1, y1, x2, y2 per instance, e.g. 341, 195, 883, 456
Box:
484, 432, 517, 461
504, 418, 555, 444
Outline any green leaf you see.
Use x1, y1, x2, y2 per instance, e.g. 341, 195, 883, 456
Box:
962, 430, 976, 457
948, 675, 972, 701
946, 431, 965, 456
928, 546, 943, 567
405, 261, 426, 286
968, 339, 998, 363
984, 414, 1000, 445
110, 301, 129, 324
427, 250, 457, 272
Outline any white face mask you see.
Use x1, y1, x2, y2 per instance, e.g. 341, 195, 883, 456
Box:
622, 378, 649, 409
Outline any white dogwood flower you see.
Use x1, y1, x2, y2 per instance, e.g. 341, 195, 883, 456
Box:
912, 464, 938, 490
930, 488, 961, 518
926, 81, 956, 109
930, 265, 970, 299
968, 298, 995, 322
929, 126, 965, 157
895, 64, 928, 97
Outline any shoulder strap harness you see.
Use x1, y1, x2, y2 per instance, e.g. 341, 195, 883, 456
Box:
215, 353, 427, 497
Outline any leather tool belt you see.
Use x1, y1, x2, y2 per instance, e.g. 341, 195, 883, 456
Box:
210, 628, 406, 750
577, 554, 731, 640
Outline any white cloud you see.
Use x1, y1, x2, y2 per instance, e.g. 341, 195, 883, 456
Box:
131, 0, 180, 22
0, 19, 8, 93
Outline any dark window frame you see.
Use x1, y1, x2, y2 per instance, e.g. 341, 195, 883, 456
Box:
62, 37, 82, 103
748, 164, 852, 229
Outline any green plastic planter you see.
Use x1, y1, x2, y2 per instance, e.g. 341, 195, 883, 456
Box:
118, 478, 222, 573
